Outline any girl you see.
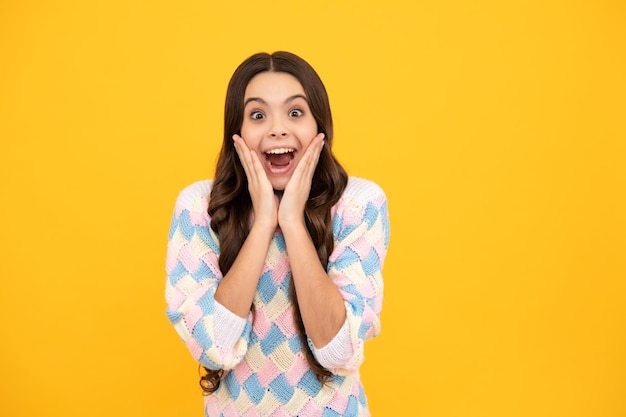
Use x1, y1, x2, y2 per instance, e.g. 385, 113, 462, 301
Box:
166, 51, 390, 417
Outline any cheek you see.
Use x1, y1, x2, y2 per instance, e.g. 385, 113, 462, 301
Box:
296, 119, 318, 140
303, 125, 319, 146
240, 123, 260, 142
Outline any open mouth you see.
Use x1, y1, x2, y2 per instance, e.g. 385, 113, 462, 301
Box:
265, 148, 295, 168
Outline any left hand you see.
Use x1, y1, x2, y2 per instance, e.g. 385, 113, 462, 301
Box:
278, 133, 325, 228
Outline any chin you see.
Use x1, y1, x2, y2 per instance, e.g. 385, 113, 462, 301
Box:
270, 178, 289, 191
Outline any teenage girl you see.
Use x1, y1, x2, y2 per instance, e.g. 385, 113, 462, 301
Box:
166, 51, 390, 417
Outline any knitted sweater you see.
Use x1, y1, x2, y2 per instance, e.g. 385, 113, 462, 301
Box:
165, 177, 390, 417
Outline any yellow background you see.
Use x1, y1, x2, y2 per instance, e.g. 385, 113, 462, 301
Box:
1, 1, 624, 416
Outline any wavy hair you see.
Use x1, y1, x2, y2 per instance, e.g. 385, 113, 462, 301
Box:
200, 51, 348, 394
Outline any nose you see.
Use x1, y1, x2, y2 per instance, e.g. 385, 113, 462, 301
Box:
269, 118, 288, 138
269, 129, 288, 138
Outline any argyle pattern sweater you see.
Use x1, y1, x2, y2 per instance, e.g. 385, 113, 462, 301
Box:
165, 177, 390, 417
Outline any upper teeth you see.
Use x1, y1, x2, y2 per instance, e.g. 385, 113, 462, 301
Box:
266, 148, 294, 155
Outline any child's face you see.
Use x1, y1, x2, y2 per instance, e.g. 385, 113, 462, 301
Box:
241, 71, 318, 191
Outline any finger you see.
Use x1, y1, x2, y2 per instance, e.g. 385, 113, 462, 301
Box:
233, 135, 256, 183
307, 133, 325, 152
234, 135, 274, 198
309, 133, 325, 169
248, 149, 269, 185
297, 133, 325, 184
236, 135, 268, 183
306, 133, 325, 162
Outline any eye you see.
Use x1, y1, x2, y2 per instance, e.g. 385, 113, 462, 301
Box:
289, 108, 304, 118
250, 111, 265, 120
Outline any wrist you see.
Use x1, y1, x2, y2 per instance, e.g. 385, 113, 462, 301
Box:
250, 219, 277, 238
279, 218, 308, 236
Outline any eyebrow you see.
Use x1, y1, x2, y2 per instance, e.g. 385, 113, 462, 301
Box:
244, 94, 308, 107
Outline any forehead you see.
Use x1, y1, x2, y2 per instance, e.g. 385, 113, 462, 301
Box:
244, 71, 305, 100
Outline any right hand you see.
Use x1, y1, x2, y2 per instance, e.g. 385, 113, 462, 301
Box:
232, 134, 278, 231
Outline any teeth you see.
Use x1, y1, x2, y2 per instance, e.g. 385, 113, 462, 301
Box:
266, 148, 294, 155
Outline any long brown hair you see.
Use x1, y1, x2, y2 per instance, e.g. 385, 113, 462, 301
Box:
200, 52, 348, 394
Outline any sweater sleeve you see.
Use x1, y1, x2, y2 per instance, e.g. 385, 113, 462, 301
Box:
316, 178, 390, 373
165, 181, 252, 371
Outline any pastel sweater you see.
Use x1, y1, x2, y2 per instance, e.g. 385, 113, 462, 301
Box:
165, 177, 390, 417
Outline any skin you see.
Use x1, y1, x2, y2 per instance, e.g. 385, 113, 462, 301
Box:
213, 72, 347, 348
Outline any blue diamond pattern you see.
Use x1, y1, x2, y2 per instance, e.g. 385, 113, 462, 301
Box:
242, 374, 265, 405
269, 374, 294, 403
260, 324, 284, 356
224, 373, 241, 400
296, 369, 322, 397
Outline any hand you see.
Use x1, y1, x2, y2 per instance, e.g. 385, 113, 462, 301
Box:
278, 133, 325, 228
233, 134, 278, 231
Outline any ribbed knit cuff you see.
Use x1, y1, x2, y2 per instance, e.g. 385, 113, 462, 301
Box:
311, 318, 353, 369
213, 300, 247, 351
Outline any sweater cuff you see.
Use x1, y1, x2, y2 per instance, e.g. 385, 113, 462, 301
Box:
213, 300, 247, 351
311, 318, 353, 369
